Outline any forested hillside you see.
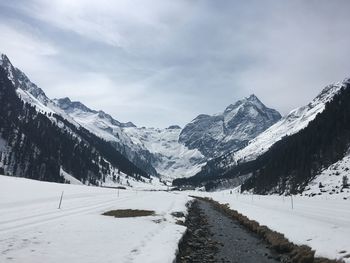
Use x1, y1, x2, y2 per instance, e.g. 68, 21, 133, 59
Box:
175, 82, 350, 194
0, 67, 149, 184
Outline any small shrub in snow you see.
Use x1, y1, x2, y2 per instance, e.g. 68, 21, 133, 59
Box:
342, 175, 349, 188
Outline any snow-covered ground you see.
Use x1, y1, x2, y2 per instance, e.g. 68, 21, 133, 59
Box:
0, 175, 190, 263
304, 152, 350, 198
1, 174, 349, 263
197, 189, 350, 262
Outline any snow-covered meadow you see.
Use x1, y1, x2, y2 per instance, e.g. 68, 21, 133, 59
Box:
198, 189, 350, 262
1, 174, 349, 263
0, 175, 190, 263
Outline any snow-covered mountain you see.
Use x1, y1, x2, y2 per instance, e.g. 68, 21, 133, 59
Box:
54, 97, 136, 128
0, 64, 152, 187
0, 53, 282, 181
122, 95, 281, 179
0, 53, 158, 177
0, 54, 49, 105
123, 126, 205, 179
0, 53, 205, 179
51, 97, 206, 179
179, 95, 281, 159
175, 78, 350, 192
52, 97, 158, 176
52, 94, 283, 179
217, 79, 348, 169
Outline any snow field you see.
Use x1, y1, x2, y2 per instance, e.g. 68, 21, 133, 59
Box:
303, 153, 350, 198
0, 175, 190, 263
1, 174, 349, 263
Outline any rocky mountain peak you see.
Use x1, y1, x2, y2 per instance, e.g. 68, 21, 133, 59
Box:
0, 53, 49, 105
53, 97, 136, 128
54, 97, 94, 113
179, 95, 281, 158
224, 94, 260, 114
0, 54, 11, 67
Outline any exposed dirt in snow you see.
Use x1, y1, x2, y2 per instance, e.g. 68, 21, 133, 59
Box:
102, 209, 155, 218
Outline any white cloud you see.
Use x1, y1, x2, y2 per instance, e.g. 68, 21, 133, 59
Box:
12, 0, 191, 48
1, 0, 350, 127
0, 22, 58, 66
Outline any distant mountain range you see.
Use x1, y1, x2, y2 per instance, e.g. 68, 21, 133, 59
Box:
179, 94, 281, 158
0, 65, 149, 186
3, 52, 348, 195
0, 53, 281, 183
175, 78, 350, 195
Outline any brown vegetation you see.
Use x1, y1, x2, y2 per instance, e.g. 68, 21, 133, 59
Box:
102, 209, 155, 218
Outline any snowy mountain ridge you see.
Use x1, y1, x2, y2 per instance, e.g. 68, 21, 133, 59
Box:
0, 53, 205, 179
0, 54, 49, 105
54, 97, 136, 128
216, 79, 350, 170
123, 126, 206, 179
1, 53, 283, 180
0, 64, 156, 187
179, 94, 281, 159
2, 52, 350, 196
53, 96, 205, 179
123, 94, 282, 178
0, 53, 158, 178
174, 77, 350, 194
0, 54, 204, 179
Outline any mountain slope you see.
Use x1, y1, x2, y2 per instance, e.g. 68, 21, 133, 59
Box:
0, 53, 158, 177
53, 95, 281, 179
303, 149, 350, 198
123, 126, 205, 179
0, 53, 282, 181
182, 80, 347, 186
0, 67, 150, 185
122, 95, 281, 179
241, 80, 350, 194
179, 95, 281, 158
0, 54, 49, 105
52, 97, 158, 176
175, 78, 350, 194
227, 83, 345, 165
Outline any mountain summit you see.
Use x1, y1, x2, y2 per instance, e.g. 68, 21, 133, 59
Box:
0, 54, 49, 105
179, 94, 281, 158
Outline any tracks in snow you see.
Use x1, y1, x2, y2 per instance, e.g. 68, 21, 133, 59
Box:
0, 192, 139, 235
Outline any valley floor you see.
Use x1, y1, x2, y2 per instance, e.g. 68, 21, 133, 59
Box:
1, 175, 349, 263
0, 175, 189, 263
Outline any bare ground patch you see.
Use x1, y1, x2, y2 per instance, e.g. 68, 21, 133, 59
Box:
102, 209, 155, 218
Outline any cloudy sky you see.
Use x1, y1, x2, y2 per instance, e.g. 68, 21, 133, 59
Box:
1, 0, 350, 127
